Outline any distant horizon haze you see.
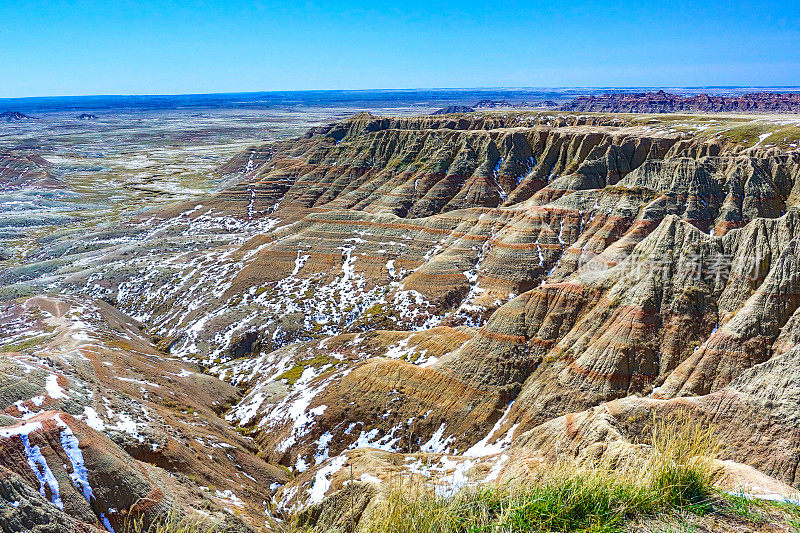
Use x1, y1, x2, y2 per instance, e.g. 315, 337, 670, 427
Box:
3, 87, 800, 115
3, 85, 800, 102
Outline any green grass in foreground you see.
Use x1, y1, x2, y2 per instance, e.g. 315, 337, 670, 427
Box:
119, 415, 800, 533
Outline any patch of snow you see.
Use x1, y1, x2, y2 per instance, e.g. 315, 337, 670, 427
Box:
307, 455, 347, 505
215, 489, 245, 507
81, 407, 105, 431
45, 374, 67, 400
0, 421, 43, 438
20, 433, 63, 509
483, 453, 509, 483
360, 473, 382, 485
420, 423, 454, 454
464, 401, 518, 457
54, 416, 94, 502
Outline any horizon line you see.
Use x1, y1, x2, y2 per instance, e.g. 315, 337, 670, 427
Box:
3, 85, 800, 102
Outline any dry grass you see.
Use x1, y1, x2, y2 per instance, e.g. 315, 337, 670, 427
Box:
121, 513, 218, 533
645, 413, 720, 506
355, 413, 723, 533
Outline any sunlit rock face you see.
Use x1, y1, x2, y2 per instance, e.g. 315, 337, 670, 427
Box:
5, 110, 800, 526
75, 113, 799, 370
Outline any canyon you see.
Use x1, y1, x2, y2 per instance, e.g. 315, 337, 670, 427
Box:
2, 103, 800, 531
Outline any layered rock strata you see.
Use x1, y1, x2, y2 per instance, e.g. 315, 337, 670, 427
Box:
5, 111, 800, 526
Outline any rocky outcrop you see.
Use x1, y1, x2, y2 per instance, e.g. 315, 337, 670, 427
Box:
0, 295, 287, 530
211, 114, 679, 220
505, 344, 800, 488
214, 113, 688, 218
296, 481, 378, 532
100, 115, 798, 374
203, 116, 800, 496
0, 152, 60, 189
432, 106, 474, 115
0, 412, 179, 531
561, 90, 800, 114
473, 100, 513, 109
0, 463, 103, 533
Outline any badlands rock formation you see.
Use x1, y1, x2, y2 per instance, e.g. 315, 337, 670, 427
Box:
561, 90, 800, 114
432, 106, 475, 115
0, 295, 286, 530
0, 152, 61, 189
4, 110, 800, 529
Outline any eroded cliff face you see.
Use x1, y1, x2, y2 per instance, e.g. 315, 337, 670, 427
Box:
561, 90, 800, 114
0, 295, 287, 530
6, 111, 800, 526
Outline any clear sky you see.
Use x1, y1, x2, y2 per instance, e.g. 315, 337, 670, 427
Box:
2, 0, 799, 98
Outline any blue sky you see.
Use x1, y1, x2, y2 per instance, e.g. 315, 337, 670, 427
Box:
2, 0, 799, 97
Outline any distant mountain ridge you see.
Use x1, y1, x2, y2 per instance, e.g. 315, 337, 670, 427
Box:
561, 90, 800, 114
432, 105, 475, 114
433, 100, 559, 114
0, 111, 34, 121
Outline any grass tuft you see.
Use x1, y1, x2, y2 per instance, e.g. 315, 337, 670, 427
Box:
645, 413, 719, 508
122, 513, 217, 533
358, 412, 722, 533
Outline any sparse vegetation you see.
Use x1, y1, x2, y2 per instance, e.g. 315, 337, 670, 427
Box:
0, 333, 56, 352
290, 414, 800, 532
719, 124, 772, 145
275, 354, 338, 384
764, 125, 800, 147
